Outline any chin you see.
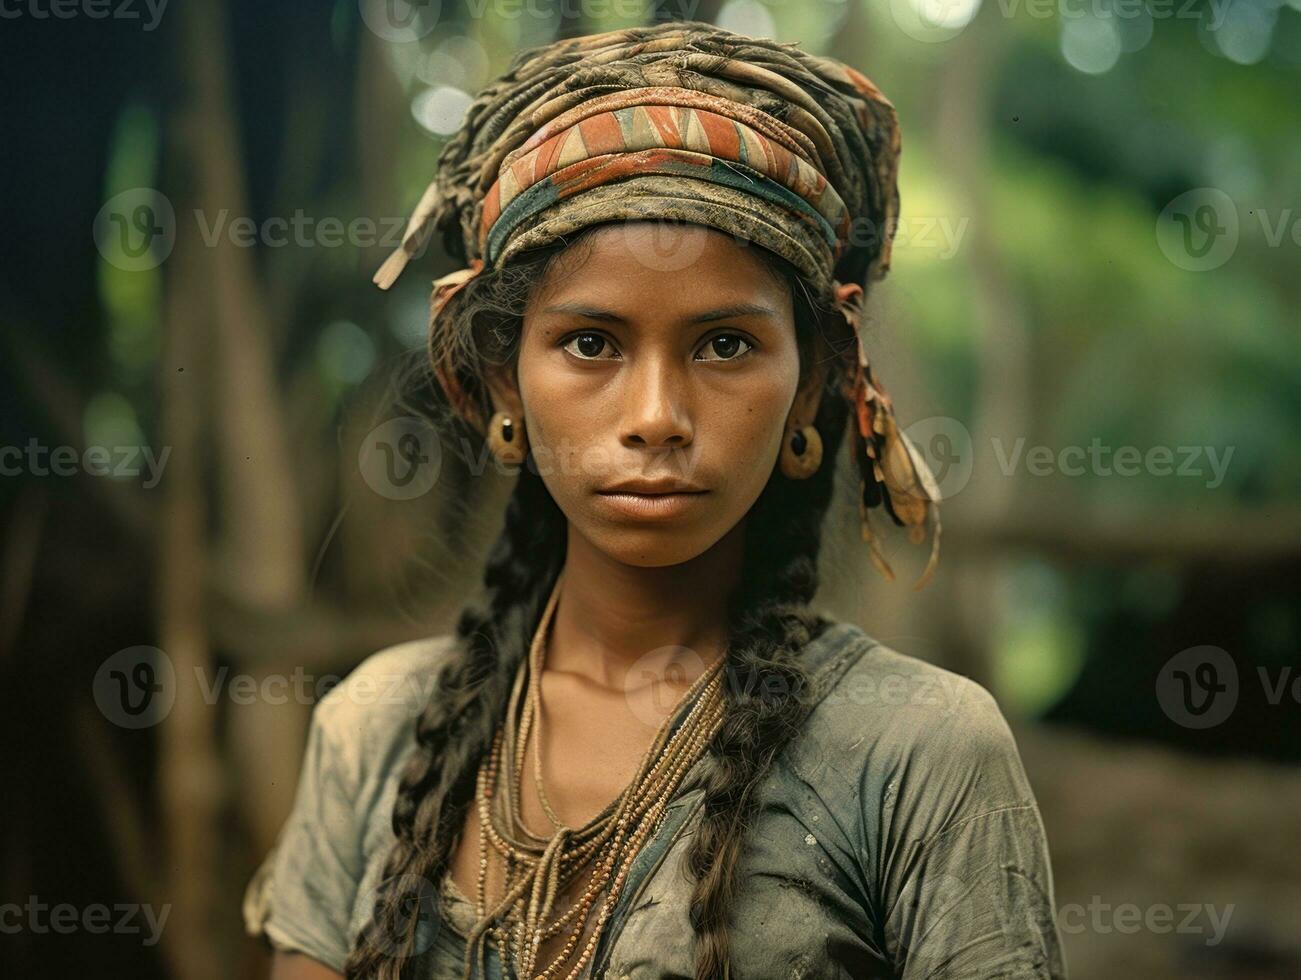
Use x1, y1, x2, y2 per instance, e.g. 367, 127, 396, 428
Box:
577, 522, 726, 569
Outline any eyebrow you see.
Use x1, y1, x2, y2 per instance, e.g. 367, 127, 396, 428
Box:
538, 301, 778, 323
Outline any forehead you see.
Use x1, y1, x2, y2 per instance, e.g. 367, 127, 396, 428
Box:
532, 223, 790, 310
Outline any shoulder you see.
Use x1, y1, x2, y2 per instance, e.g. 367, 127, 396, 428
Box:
810, 622, 1016, 753
246, 635, 463, 966
778, 626, 1064, 973
794, 620, 1037, 819
306, 632, 462, 794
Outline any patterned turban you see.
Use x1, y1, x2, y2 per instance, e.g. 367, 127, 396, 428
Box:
375, 20, 940, 588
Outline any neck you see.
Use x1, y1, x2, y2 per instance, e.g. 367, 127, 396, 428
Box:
545, 521, 746, 689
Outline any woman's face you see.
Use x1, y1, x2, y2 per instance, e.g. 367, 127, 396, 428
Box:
491, 223, 822, 568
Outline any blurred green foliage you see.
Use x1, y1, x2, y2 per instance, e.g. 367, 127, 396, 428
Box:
85, 0, 1300, 739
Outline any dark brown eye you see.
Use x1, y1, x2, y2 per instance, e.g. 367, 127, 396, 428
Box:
562, 332, 615, 359
698, 333, 753, 362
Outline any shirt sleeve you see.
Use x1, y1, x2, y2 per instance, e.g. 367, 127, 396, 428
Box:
877, 677, 1068, 979
242, 693, 367, 973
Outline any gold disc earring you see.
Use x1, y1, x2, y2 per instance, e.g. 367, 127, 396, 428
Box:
779, 423, 823, 480
487, 411, 529, 466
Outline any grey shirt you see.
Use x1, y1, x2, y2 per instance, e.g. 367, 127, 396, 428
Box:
243, 620, 1067, 979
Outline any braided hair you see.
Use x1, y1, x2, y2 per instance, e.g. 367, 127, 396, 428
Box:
345, 226, 854, 979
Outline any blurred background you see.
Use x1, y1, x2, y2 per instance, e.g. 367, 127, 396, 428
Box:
1, 0, 1298, 977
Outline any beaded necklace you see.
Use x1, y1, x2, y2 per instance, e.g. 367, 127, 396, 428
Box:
462, 574, 726, 980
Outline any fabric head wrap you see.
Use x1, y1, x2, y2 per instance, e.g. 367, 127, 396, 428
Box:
374, 20, 940, 588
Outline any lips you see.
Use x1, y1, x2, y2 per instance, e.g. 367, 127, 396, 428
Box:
595, 479, 709, 521
597, 478, 707, 495
594, 491, 707, 521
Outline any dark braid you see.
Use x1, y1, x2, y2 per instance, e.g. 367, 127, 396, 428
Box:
685, 282, 849, 980
345, 463, 565, 979
346, 227, 854, 979
346, 238, 572, 978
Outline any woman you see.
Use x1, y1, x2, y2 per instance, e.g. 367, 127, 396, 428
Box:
244, 21, 1067, 980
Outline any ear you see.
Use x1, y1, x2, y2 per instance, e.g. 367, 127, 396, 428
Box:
787, 356, 827, 430
483, 361, 525, 423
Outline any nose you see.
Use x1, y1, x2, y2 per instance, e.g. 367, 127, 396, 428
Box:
620, 352, 693, 450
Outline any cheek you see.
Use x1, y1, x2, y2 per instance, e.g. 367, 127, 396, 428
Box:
518, 367, 572, 443
703, 371, 798, 485
515, 343, 608, 484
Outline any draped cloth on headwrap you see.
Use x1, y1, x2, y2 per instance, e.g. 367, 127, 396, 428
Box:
373, 20, 940, 589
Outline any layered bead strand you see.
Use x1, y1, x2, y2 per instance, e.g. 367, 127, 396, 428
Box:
461, 574, 726, 980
